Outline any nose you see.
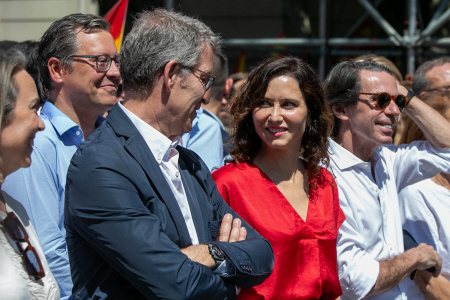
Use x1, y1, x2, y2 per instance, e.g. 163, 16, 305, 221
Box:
384, 99, 401, 116
202, 88, 211, 105
106, 60, 121, 81
37, 115, 45, 132
269, 104, 283, 122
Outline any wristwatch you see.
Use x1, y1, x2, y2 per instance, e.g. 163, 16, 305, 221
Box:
207, 243, 225, 271
405, 88, 415, 106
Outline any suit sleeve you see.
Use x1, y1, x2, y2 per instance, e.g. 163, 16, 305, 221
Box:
65, 144, 237, 300
202, 167, 274, 289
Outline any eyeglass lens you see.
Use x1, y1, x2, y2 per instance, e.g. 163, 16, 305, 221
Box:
377, 93, 407, 111
97, 56, 120, 72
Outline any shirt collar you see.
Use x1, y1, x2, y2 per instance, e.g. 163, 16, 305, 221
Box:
41, 101, 79, 136
328, 137, 369, 170
118, 102, 180, 164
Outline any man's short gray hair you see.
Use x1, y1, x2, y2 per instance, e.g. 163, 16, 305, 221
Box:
120, 9, 222, 98
210, 51, 228, 101
324, 60, 392, 137
412, 56, 450, 94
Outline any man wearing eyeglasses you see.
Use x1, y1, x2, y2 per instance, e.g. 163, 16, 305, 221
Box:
64, 9, 273, 300
181, 51, 233, 170
323, 60, 450, 300
412, 56, 450, 96
2, 14, 120, 300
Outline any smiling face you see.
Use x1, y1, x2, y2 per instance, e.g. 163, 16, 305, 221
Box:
346, 70, 400, 154
167, 45, 214, 137
0, 69, 45, 177
61, 29, 121, 113
252, 75, 309, 152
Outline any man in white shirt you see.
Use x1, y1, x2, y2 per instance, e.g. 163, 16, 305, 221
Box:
323, 60, 450, 300
64, 9, 274, 300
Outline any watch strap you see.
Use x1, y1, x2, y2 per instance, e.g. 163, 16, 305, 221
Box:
405, 88, 415, 107
207, 243, 225, 271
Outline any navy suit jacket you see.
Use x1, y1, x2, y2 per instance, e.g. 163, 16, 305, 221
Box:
64, 104, 274, 300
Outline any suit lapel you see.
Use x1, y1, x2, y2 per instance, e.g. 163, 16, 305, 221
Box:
107, 105, 192, 248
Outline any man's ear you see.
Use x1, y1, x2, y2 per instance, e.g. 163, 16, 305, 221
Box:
162, 60, 179, 93
222, 77, 233, 99
332, 104, 350, 121
48, 57, 65, 84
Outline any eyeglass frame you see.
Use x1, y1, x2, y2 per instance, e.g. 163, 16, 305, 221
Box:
68, 55, 120, 72
1, 212, 45, 279
178, 64, 215, 91
359, 92, 410, 112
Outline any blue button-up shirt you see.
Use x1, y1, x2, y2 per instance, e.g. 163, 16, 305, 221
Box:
2, 101, 103, 300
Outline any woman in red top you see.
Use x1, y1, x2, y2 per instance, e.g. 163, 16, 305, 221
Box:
213, 56, 345, 300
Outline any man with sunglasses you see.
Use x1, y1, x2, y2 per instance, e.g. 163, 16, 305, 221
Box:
64, 9, 273, 300
2, 14, 120, 300
323, 60, 450, 300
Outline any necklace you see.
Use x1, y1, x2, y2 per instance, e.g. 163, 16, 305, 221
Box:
433, 175, 450, 192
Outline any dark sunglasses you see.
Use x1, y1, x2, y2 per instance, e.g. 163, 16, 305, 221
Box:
1, 212, 45, 279
360, 92, 410, 112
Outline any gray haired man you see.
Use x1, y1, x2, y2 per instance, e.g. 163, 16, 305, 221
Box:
412, 56, 450, 95
64, 9, 274, 299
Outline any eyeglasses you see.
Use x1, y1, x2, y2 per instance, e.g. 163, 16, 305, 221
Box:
424, 85, 450, 93
1, 212, 45, 279
359, 92, 410, 112
179, 65, 215, 91
68, 55, 120, 72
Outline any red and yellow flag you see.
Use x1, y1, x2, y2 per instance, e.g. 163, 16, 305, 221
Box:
104, 0, 129, 52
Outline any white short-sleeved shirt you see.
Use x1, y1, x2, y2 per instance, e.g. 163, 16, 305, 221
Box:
399, 178, 450, 300
328, 138, 450, 300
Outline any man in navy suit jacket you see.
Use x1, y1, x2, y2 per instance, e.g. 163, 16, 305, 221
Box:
64, 9, 274, 300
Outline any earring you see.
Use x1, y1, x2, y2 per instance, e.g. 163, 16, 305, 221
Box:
307, 125, 312, 134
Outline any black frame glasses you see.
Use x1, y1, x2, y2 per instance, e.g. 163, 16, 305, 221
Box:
179, 65, 215, 91
69, 55, 120, 72
1, 212, 45, 279
359, 92, 410, 112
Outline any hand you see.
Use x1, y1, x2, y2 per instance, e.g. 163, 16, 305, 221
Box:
217, 213, 247, 243
397, 82, 408, 96
408, 243, 442, 277
414, 271, 450, 300
181, 244, 215, 268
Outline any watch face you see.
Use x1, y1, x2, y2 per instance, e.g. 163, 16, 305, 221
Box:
213, 248, 225, 260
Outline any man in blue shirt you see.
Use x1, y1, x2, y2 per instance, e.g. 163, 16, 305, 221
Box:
182, 52, 233, 170
2, 14, 120, 299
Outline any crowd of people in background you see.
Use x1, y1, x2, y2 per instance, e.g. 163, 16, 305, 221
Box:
1, 7, 450, 300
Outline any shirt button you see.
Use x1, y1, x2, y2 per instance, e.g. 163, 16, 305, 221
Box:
76, 131, 81, 136
157, 155, 161, 160
365, 164, 368, 168
175, 171, 180, 177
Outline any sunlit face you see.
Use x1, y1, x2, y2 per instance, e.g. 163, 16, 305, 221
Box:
61, 30, 121, 112
167, 45, 214, 137
0, 69, 45, 176
252, 75, 309, 151
423, 63, 450, 94
346, 70, 400, 153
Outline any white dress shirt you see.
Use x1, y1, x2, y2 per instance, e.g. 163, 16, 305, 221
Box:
118, 102, 199, 245
328, 138, 450, 300
399, 178, 450, 300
